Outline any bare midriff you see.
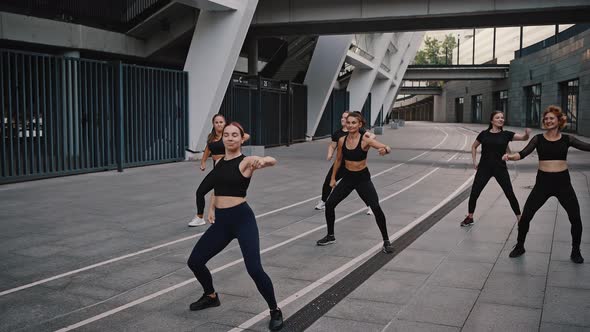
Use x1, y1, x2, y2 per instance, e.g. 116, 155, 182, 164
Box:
214, 196, 246, 209
538, 160, 568, 172
344, 159, 368, 172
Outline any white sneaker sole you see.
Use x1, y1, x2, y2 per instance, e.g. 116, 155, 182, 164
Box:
188, 220, 206, 227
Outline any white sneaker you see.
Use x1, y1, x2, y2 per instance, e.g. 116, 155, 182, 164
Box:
315, 200, 326, 210
188, 215, 206, 227
366, 207, 373, 215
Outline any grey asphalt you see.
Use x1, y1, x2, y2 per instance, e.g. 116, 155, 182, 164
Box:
0, 122, 588, 332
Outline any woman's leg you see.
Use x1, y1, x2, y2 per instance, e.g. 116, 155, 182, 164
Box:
515, 184, 551, 248
468, 166, 493, 215
187, 222, 233, 294
324, 178, 355, 236
555, 181, 583, 252
493, 167, 522, 217
235, 211, 278, 310
356, 180, 389, 241
196, 170, 216, 217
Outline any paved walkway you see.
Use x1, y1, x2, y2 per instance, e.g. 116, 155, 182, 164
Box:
0, 122, 588, 331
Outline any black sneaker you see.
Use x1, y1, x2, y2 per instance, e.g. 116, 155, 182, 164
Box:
382, 240, 394, 254
460, 216, 474, 227
316, 235, 336, 246
269, 308, 284, 331
189, 293, 220, 311
571, 249, 584, 264
509, 245, 526, 258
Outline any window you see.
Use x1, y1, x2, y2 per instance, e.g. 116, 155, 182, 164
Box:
560, 79, 578, 132
525, 84, 542, 127
494, 90, 508, 113
472, 94, 482, 123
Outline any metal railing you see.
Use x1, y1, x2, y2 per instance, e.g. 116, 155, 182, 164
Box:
0, 0, 172, 32
349, 45, 375, 61
1, 49, 188, 183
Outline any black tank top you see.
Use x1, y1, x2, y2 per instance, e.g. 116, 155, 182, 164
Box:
213, 155, 250, 197
207, 139, 225, 155
342, 134, 368, 162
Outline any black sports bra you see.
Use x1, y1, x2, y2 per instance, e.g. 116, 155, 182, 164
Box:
213, 155, 250, 197
207, 139, 225, 156
518, 134, 590, 160
342, 134, 368, 162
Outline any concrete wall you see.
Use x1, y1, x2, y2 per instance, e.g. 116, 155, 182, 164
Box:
508, 29, 590, 136
442, 79, 509, 123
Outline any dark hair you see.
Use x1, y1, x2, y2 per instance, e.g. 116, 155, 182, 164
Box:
223, 121, 245, 138
542, 105, 567, 130
488, 111, 505, 131
347, 112, 366, 127
207, 114, 226, 143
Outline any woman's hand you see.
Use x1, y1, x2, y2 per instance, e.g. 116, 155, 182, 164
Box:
207, 210, 215, 224
200, 163, 206, 171
502, 153, 510, 161
250, 157, 266, 169
330, 178, 336, 188
474, 162, 479, 170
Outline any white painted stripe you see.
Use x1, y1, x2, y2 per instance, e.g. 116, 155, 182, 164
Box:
1, 127, 450, 298
0, 233, 205, 297
446, 131, 468, 162
229, 172, 476, 332
54, 167, 443, 332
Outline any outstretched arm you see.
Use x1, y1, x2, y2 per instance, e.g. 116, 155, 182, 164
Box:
503, 135, 538, 161
364, 136, 392, 155
513, 128, 532, 141
569, 135, 590, 152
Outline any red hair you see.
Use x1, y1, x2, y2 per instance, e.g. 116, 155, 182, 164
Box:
542, 105, 567, 130
224, 121, 245, 137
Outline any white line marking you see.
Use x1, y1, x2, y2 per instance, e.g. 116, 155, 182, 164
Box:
54, 167, 443, 332
446, 131, 468, 162
1, 128, 450, 298
229, 172, 476, 332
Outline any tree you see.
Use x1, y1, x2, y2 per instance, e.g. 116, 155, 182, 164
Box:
413, 34, 457, 65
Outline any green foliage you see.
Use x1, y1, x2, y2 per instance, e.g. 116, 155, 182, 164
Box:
414, 34, 457, 65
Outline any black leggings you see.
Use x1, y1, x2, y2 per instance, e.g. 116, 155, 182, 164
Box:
187, 202, 278, 309
325, 168, 389, 241
321, 164, 344, 202
195, 159, 221, 215
469, 164, 521, 215
517, 170, 582, 249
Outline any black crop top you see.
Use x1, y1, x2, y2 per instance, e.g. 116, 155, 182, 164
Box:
207, 139, 225, 155
342, 134, 368, 162
518, 134, 590, 160
213, 155, 251, 197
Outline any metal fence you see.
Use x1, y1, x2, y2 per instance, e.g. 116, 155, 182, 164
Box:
1, 49, 188, 184
219, 75, 307, 147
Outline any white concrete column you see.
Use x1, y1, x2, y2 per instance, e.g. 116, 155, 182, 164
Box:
433, 93, 447, 122
369, 78, 390, 126
384, 32, 425, 118
183, 0, 258, 155
347, 33, 393, 113
303, 34, 353, 138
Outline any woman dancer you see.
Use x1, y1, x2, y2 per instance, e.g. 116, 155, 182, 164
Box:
187, 122, 283, 330
316, 112, 394, 253
189, 114, 249, 226
461, 111, 531, 226
315, 111, 383, 217
503, 106, 590, 264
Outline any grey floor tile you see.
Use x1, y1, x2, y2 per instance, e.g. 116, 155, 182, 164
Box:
479, 271, 546, 308
306, 316, 384, 332
462, 302, 541, 332
428, 260, 493, 290
542, 287, 590, 327
325, 298, 402, 325
383, 319, 460, 332
396, 285, 479, 327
